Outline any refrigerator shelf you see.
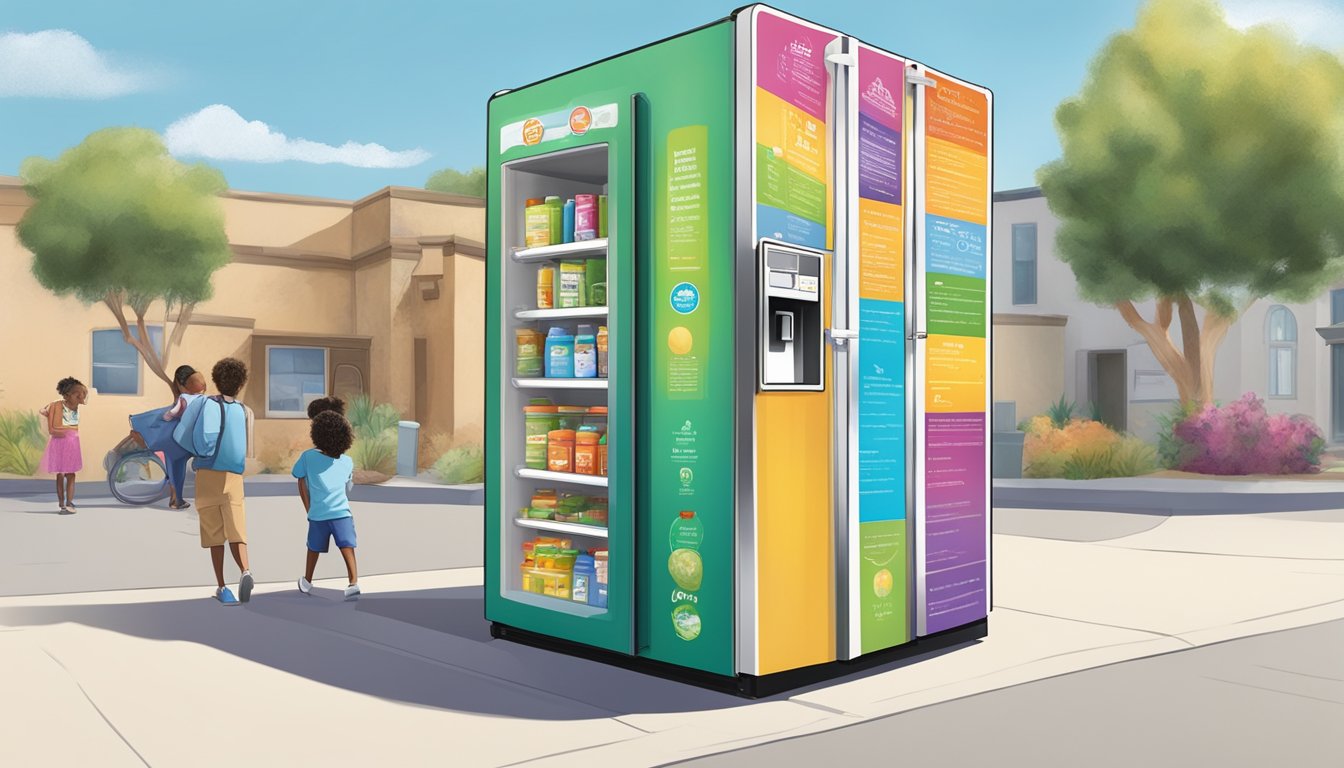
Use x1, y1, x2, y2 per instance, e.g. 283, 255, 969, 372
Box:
515, 467, 609, 488
504, 588, 607, 617
512, 239, 609, 263
513, 517, 609, 539
515, 306, 610, 321
512, 378, 608, 390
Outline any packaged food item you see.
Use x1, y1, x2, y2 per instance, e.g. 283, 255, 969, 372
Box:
525, 203, 551, 248
596, 327, 608, 378
592, 549, 609, 608
536, 265, 555, 309
547, 429, 575, 473
515, 328, 544, 377
523, 400, 558, 469
544, 327, 574, 378
574, 325, 597, 378
558, 261, 587, 308
572, 554, 596, 604
586, 259, 606, 306
584, 405, 607, 435
597, 194, 608, 238
574, 194, 598, 241
562, 199, 575, 244
525, 198, 544, 208
598, 433, 608, 477
556, 404, 587, 431
575, 431, 600, 475
531, 489, 558, 508
545, 196, 563, 244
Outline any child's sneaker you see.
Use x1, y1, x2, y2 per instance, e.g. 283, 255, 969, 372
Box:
215, 587, 240, 605
298, 577, 313, 595
343, 584, 361, 601
238, 571, 254, 603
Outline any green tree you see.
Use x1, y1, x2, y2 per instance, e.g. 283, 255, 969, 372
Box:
18, 127, 231, 397
1038, 0, 1344, 406
426, 166, 485, 198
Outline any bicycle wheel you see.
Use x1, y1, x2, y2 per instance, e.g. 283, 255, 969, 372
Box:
108, 451, 171, 505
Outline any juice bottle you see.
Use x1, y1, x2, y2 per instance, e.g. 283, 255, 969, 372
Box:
536, 265, 555, 309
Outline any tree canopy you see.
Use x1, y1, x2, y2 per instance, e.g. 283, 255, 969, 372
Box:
1037, 0, 1344, 404
18, 127, 231, 395
426, 166, 486, 198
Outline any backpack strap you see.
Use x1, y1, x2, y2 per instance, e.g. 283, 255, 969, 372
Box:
205, 396, 227, 461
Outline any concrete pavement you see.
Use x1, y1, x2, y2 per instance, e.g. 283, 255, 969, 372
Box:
1, 504, 1341, 766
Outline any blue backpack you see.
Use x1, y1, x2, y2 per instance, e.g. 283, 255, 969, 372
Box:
173, 396, 228, 459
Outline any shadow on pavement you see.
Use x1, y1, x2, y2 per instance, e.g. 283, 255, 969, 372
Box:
0, 585, 976, 719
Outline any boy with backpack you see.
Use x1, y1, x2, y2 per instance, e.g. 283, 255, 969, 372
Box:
179, 358, 257, 605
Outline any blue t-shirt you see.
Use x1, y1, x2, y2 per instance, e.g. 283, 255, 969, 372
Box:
291, 448, 354, 521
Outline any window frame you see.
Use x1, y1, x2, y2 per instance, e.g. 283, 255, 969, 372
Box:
1011, 222, 1037, 306
264, 345, 330, 419
1265, 305, 1297, 399
90, 325, 164, 396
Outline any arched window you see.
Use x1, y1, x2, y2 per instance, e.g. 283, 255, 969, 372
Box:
1266, 305, 1297, 398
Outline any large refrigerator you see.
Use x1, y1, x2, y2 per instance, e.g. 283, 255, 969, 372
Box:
485, 4, 992, 697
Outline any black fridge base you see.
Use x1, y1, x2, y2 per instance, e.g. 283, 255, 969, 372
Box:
490, 617, 988, 699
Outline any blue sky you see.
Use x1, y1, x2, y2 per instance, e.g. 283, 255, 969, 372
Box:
2, 0, 1341, 200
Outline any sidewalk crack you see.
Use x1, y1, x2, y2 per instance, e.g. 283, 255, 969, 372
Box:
41, 648, 151, 767
993, 606, 1196, 647
1203, 675, 1344, 707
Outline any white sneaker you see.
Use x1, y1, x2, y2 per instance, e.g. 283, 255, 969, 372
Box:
298, 577, 312, 595
343, 583, 361, 601
238, 571, 254, 603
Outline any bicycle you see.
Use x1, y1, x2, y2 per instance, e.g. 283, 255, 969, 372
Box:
104, 435, 173, 505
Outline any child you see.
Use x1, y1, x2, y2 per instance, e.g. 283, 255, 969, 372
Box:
306, 396, 345, 420
40, 377, 87, 514
192, 358, 256, 606
292, 410, 360, 600
161, 365, 208, 509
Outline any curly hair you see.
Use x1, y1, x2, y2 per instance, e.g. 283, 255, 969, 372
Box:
306, 396, 346, 420
211, 358, 248, 397
56, 377, 85, 396
311, 411, 354, 458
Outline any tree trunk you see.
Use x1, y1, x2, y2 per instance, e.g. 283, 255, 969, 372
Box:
1114, 296, 1243, 410
103, 292, 192, 398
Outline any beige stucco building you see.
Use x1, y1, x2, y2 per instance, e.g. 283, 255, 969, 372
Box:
0, 176, 485, 476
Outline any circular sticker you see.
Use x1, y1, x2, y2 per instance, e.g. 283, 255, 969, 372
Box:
569, 106, 592, 135
671, 603, 701, 641
873, 568, 894, 598
670, 282, 699, 314
669, 511, 703, 552
522, 118, 544, 146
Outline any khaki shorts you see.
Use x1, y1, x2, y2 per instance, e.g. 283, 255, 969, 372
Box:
195, 468, 246, 547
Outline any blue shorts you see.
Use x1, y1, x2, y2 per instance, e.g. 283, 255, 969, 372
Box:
307, 517, 357, 553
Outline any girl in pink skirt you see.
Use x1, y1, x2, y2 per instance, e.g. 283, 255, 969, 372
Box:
41, 377, 88, 514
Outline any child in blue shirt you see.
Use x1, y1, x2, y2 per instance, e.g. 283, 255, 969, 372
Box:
292, 410, 360, 600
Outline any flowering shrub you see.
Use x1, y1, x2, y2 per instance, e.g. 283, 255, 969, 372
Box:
1169, 393, 1324, 475
1023, 416, 1156, 479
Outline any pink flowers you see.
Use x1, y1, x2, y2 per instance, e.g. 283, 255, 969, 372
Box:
1171, 393, 1324, 475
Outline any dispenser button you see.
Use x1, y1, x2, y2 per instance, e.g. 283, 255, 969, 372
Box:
768, 271, 794, 289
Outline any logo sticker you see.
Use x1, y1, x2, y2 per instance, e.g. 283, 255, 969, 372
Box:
569, 106, 592, 135
670, 282, 700, 314
522, 118, 544, 146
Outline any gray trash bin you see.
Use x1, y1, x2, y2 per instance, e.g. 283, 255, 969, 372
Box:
396, 420, 420, 478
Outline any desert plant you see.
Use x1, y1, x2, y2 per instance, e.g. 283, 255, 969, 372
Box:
1170, 393, 1324, 475
0, 410, 46, 476
347, 395, 401, 441
1046, 395, 1076, 429
349, 431, 397, 475
1153, 400, 1200, 469
420, 431, 454, 471
431, 442, 484, 484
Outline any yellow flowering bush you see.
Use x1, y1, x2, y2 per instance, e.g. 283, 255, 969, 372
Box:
1023, 416, 1156, 479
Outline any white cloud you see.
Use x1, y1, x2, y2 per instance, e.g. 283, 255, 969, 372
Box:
1222, 0, 1344, 51
0, 29, 157, 98
164, 105, 431, 169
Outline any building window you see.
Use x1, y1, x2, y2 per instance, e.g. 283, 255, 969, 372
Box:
1331, 289, 1344, 325
1012, 223, 1037, 305
266, 346, 328, 417
1266, 306, 1297, 398
91, 326, 163, 395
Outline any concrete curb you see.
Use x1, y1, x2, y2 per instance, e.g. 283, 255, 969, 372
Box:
0, 478, 483, 506
994, 482, 1344, 514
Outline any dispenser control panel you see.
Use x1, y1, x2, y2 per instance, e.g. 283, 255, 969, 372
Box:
759, 240, 825, 391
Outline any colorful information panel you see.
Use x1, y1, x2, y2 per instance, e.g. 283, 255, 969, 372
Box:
855, 45, 909, 654
922, 73, 989, 635
754, 12, 836, 250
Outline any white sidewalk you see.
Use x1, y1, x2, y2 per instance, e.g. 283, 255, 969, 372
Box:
2, 510, 1342, 767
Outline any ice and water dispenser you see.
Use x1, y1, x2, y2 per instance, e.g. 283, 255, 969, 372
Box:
758, 240, 824, 391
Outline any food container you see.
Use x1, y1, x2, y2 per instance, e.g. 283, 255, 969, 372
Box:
515, 328, 544, 377
556, 405, 588, 431
547, 429, 576, 473
523, 402, 559, 469
575, 431, 600, 475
